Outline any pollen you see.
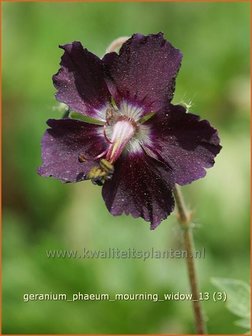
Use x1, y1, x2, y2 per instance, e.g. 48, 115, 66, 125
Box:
86, 159, 114, 186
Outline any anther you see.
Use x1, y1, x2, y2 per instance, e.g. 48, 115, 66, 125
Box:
78, 153, 87, 163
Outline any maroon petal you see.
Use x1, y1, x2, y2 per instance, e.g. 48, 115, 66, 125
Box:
145, 104, 222, 185
53, 42, 111, 119
38, 119, 107, 182
102, 152, 175, 229
103, 33, 182, 115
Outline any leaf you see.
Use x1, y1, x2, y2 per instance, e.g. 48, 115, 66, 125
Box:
235, 318, 251, 329
211, 277, 251, 331
71, 112, 105, 125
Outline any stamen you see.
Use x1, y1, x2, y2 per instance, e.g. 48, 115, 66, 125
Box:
103, 124, 113, 144
106, 118, 136, 163
78, 154, 87, 163
78, 148, 109, 163
94, 149, 109, 160
84, 103, 151, 186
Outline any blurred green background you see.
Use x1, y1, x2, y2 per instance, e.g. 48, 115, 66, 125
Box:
2, 2, 250, 334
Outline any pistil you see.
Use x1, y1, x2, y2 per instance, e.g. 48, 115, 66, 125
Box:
106, 118, 137, 163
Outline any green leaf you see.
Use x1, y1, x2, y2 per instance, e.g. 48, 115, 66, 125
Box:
138, 111, 156, 124
71, 112, 105, 125
211, 277, 251, 331
235, 318, 251, 329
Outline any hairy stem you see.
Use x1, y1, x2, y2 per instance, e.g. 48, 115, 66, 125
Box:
173, 185, 206, 334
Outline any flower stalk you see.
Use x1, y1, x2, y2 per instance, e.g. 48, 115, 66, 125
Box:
173, 185, 206, 334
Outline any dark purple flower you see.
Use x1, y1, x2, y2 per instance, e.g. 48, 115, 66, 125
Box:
38, 33, 221, 229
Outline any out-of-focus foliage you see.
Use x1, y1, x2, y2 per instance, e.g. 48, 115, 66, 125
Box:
212, 278, 251, 332
2, 2, 250, 334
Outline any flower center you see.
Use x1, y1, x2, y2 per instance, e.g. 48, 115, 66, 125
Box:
83, 103, 155, 186
106, 117, 137, 163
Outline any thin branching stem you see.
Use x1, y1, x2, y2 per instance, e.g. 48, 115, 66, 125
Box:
173, 185, 207, 334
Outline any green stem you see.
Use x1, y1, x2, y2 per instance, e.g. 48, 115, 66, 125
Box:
173, 185, 207, 334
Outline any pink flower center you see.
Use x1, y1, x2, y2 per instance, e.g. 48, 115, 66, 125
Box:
106, 118, 137, 163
